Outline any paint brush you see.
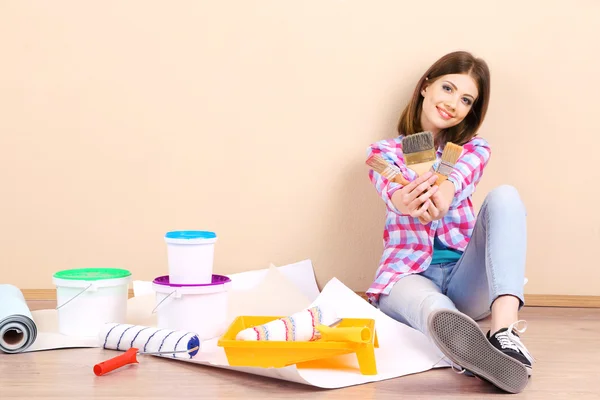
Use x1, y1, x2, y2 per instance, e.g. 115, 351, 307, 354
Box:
433, 142, 463, 186
367, 142, 463, 187
401, 131, 437, 176
365, 154, 410, 186
93, 346, 200, 376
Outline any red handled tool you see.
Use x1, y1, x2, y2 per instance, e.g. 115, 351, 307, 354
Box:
93, 346, 199, 376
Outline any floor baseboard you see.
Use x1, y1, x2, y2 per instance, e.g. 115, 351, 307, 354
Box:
21, 289, 137, 300
356, 292, 600, 308
19, 289, 600, 308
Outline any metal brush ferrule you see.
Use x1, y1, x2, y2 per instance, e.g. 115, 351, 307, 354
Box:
436, 160, 454, 176
382, 164, 401, 179
404, 150, 436, 165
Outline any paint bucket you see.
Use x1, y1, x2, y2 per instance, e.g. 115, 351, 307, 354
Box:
52, 268, 132, 337
164, 231, 218, 285
152, 275, 231, 340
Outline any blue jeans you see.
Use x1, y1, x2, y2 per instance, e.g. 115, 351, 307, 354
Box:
379, 185, 527, 338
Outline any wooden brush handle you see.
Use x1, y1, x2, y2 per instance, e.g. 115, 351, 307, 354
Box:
408, 161, 436, 177
390, 164, 449, 187
392, 174, 410, 186
434, 172, 448, 186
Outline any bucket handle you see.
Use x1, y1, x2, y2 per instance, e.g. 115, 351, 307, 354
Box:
151, 290, 177, 314
56, 283, 93, 310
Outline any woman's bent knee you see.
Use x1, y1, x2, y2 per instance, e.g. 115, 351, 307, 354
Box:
485, 184, 526, 215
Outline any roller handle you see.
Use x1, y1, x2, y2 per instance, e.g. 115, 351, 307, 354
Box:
317, 325, 372, 343
93, 348, 139, 376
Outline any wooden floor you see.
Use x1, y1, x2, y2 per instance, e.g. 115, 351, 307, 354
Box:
1, 302, 599, 399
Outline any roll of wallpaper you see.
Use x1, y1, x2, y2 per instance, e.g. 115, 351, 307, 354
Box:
0, 284, 38, 354
99, 323, 200, 359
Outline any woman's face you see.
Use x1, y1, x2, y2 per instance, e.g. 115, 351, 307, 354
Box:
420, 73, 479, 135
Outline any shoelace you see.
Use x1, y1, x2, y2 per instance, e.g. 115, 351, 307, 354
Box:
433, 354, 468, 375
450, 361, 467, 374
448, 360, 483, 380
495, 320, 535, 364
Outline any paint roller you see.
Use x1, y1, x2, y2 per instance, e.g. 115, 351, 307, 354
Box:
95, 323, 201, 376
234, 305, 372, 344
0, 284, 37, 354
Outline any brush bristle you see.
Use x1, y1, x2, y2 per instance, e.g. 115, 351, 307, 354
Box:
437, 142, 463, 176
366, 154, 400, 179
402, 131, 434, 154
440, 143, 463, 165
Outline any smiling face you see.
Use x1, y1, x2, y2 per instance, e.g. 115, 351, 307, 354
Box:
419, 73, 479, 136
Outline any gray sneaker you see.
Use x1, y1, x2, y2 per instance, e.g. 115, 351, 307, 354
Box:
427, 309, 530, 394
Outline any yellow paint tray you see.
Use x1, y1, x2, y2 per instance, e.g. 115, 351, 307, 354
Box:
217, 316, 379, 375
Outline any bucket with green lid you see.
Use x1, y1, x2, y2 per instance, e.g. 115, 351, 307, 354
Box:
52, 268, 132, 337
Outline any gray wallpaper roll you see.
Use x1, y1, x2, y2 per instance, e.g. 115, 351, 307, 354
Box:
0, 284, 37, 353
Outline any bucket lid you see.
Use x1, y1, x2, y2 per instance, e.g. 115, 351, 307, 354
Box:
152, 274, 231, 296
152, 274, 230, 288
165, 231, 216, 240
53, 268, 132, 281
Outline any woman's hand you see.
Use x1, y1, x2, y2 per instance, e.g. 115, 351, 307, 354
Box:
418, 180, 455, 224
391, 171, 439, 218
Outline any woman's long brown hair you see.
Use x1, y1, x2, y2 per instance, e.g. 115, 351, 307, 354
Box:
398, 51, 491, 147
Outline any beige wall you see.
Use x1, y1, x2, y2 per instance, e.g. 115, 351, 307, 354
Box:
1, 1, 598, 295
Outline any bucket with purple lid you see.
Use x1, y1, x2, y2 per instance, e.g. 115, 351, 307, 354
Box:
152, 274, 231, 340
164, 230, 217, 285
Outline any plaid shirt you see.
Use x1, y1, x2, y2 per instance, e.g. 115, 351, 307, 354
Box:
365, 135, 491, 306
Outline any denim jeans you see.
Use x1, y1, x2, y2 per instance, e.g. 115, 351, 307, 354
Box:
378, 185, 527, 338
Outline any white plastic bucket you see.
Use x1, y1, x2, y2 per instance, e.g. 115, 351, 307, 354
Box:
152, 274, 231, 341
164, 231, 217, 285
52, 268, 131, 337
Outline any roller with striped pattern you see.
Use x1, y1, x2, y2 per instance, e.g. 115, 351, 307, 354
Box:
99, 323, 200, 359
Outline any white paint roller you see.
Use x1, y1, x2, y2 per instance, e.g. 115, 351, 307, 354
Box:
99, 323, 200, 359
235, 305, 338, 341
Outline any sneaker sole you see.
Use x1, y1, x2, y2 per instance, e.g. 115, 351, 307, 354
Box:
428, 309, 529, 394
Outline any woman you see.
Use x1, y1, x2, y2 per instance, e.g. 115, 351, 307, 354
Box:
365, 51, 534, 394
